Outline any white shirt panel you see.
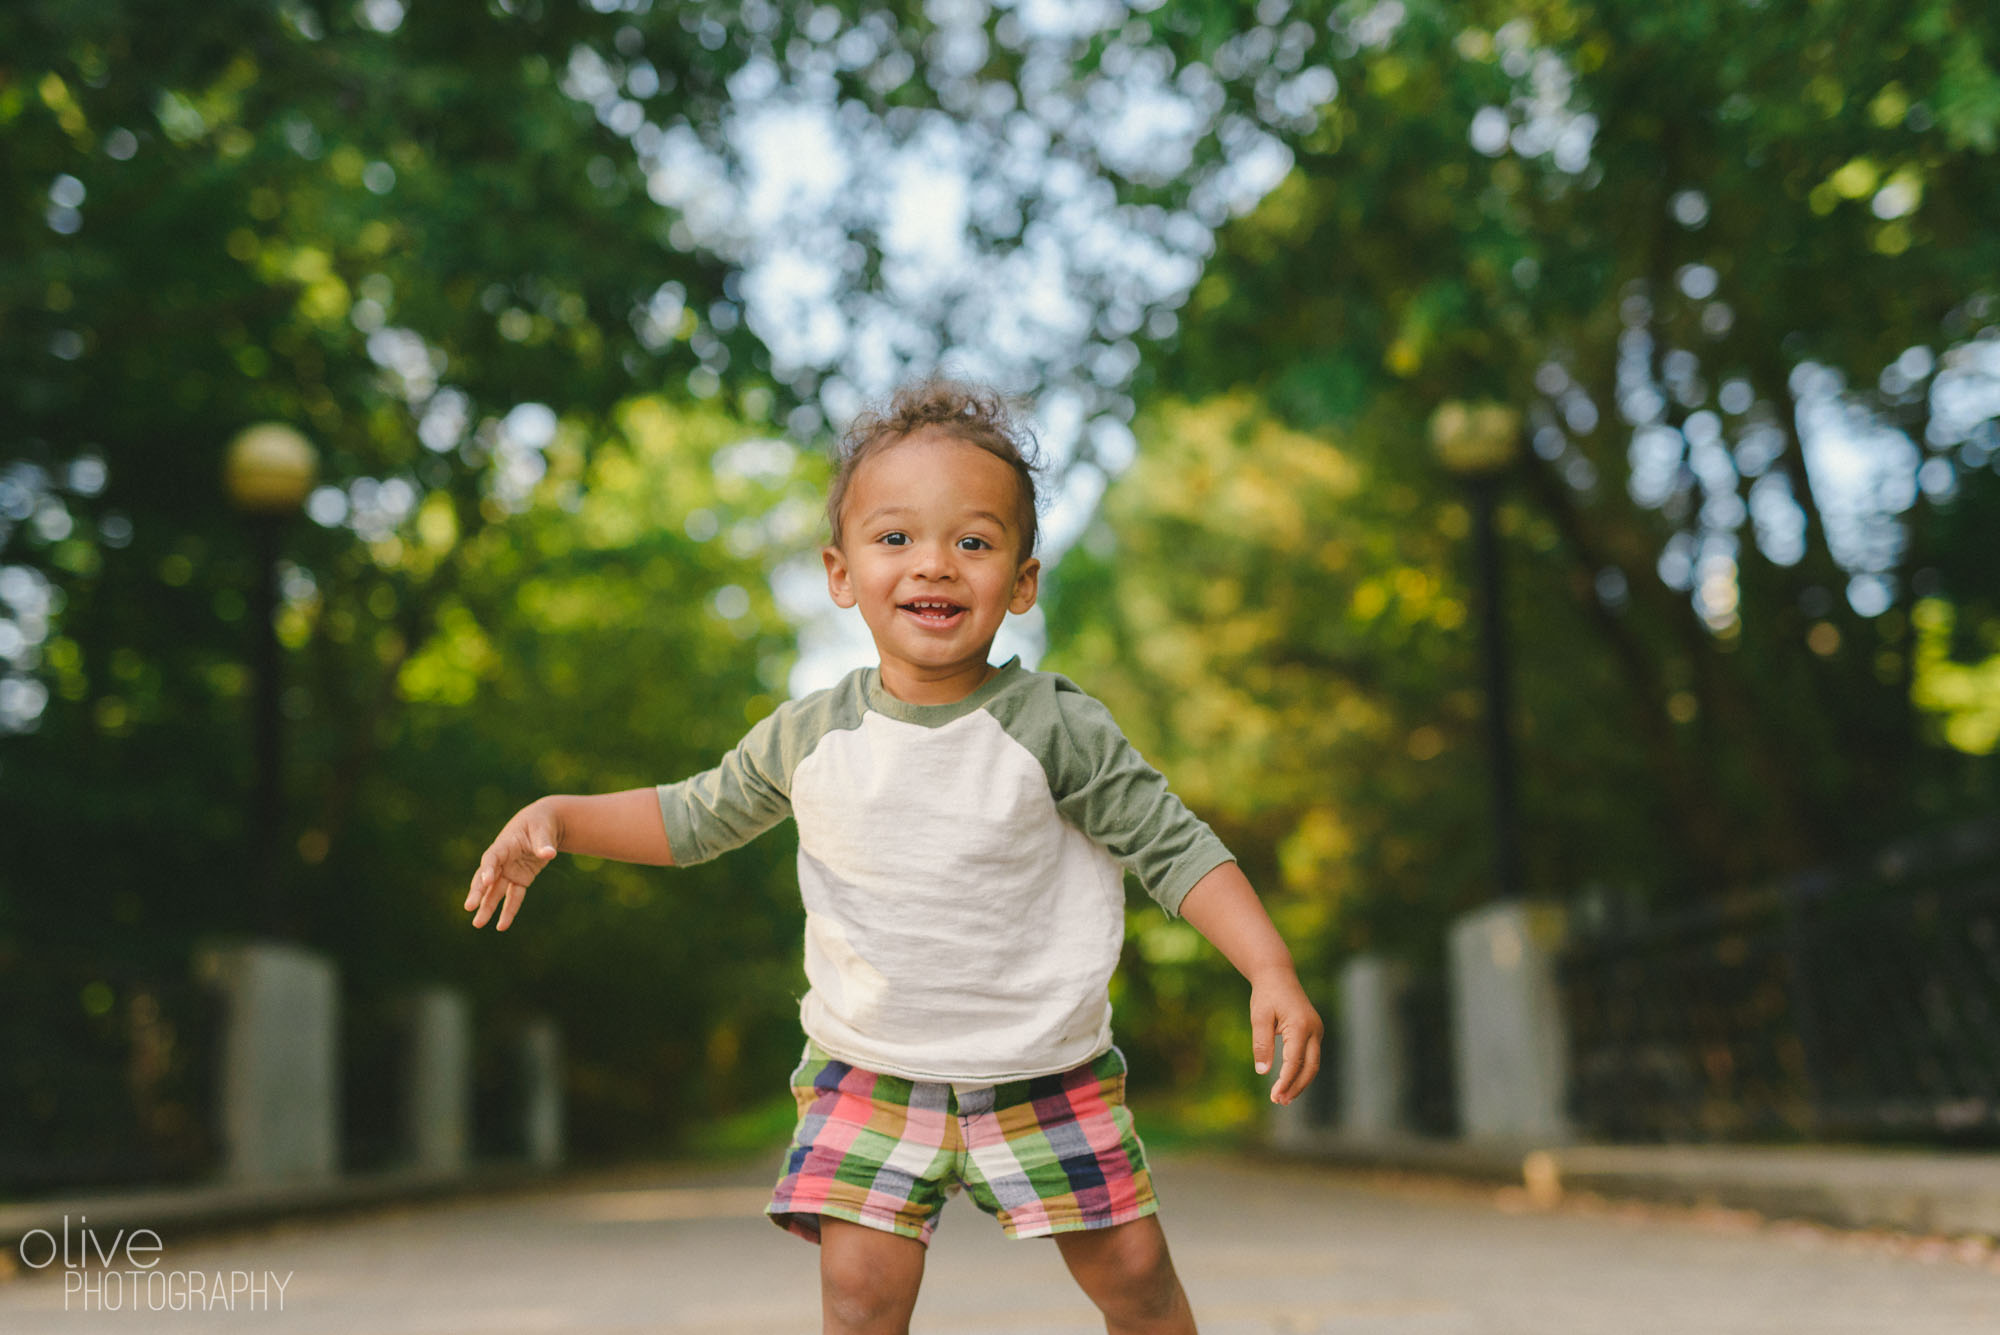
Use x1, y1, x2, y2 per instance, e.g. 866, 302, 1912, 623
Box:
790, 709, 1127, 1082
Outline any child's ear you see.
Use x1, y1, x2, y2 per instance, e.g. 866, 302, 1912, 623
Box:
823, 545, 858, 609
1008, 556, 1041, 615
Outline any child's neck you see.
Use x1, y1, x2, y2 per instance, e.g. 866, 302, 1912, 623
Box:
876, 657, 999, 706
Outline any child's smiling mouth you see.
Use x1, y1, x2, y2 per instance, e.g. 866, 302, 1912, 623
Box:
899, 599, 967, 628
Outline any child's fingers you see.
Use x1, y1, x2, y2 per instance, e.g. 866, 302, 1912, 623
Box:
1271, 1032, 1300, 1103
1272, 1031, 1323, 1105
471, 872, 524, 927
469, 864, 544, 930
1250, 1003, 1276, 1076
469, 880, 495, 927
466, 835, 557, 912
468, 841, 522, 901
467, 854, 498, 908
495, 880, 527, 931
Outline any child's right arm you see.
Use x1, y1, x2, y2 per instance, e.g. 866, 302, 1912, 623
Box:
464, 789, 673, 931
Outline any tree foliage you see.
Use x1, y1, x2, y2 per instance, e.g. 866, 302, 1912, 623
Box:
0, 0, 837, 1166
11, 0, 2000, 1169
1050, 0, 2000, 961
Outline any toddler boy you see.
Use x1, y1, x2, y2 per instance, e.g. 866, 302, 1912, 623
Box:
466, 380, 1323, 1335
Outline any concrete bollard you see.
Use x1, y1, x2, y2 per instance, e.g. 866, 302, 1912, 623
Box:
404, 986, 473, 1176
197, 940, 341, 1185
1339, 955, 1412, 1140
520, 1018, 565, 1169
1448, 899, 1573, 1143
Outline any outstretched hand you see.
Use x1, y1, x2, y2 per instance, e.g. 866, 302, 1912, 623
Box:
1175, 861, 1326, 1107
1250, 970, 1324, 1106
466, 800, 561, 931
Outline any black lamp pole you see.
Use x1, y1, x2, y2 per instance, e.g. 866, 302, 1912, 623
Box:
1431, 402, 1526, 903
224, 424, 317, 940
1465, 472, 1523, 902
248, 514, 287, 937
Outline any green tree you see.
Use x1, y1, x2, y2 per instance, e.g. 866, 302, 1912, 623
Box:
0, 1, 826, 1170
323, 397, 820, 1158
1, 0, 762, 944
1047, 393, 1658, 965
10, 0, 1294, 1169
1055, 0, 2000, 945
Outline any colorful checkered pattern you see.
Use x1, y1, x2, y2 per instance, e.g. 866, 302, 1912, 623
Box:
766, 1041, 1158, 1245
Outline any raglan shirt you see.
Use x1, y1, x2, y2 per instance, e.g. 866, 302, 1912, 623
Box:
655, 657, 1234, 1084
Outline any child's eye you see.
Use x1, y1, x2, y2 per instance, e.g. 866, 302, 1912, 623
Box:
880, 532, 909, 546
957, 536, 991, 551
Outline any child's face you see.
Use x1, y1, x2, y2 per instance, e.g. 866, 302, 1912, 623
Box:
823, 429, 1040, 700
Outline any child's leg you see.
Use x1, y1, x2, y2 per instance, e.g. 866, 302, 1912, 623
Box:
1053, 1216, 1196, 1335
819, 1217, 927, 1335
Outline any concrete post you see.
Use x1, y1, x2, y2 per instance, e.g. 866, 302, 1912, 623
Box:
1448, 900, 1573, 1143
198, 940, 340, 1185
404, 986, 473, 1176
521, 1018, 565, 1169
1339, 955, 1411, 1140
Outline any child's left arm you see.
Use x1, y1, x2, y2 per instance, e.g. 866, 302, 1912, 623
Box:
1178, 862, 1324, 1106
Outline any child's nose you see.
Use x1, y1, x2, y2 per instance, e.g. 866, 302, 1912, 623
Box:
913, 540, 956, 576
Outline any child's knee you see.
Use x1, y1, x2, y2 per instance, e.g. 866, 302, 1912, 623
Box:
821, 1262, 919, 1331
1105, 1245, 1179, 1319
819, 1221, 924, 1332
1062, 1220, 1183, 1323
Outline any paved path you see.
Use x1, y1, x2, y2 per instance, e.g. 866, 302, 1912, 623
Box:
4, 1153, 1998, 1333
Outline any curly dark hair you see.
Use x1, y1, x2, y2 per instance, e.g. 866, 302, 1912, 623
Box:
825, 378, 1044, 555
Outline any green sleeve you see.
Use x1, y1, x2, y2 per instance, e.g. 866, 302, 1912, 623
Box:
1049, 686, 1235, 918
654, 708, 794, 865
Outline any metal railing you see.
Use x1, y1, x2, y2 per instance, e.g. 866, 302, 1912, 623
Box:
1560, 819, 2000, 1143
0, 962, 223, 1193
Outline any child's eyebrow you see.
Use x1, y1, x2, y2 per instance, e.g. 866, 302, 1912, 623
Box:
857, 505, 1013, 531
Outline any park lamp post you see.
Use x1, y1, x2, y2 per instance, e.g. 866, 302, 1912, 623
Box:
223, 423, 318, 939
1429, 401, 1525, 903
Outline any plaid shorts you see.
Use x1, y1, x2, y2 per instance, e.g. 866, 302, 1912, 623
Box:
766, 1040, 1158, 1245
